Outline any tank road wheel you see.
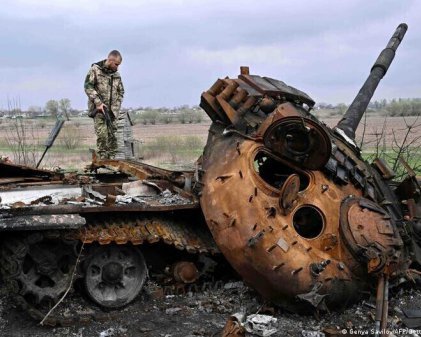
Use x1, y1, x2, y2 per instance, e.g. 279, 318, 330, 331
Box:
84, 245, 147, 308
0, 233, 78, 306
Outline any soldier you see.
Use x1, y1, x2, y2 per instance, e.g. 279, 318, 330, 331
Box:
84, 50, 125, 159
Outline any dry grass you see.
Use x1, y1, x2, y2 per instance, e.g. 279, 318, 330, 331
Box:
0, 118, 209, 170
0, 115, 419, 173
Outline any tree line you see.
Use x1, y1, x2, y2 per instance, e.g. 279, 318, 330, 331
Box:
0, 98, 76, 119
2, 98, 420, 120
316, 98, 421, 117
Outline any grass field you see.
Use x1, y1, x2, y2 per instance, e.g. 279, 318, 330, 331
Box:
0, 116, 211, 170
0, 115, 419, 175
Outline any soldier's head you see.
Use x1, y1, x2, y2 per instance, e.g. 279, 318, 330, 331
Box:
105, 50, 122, 71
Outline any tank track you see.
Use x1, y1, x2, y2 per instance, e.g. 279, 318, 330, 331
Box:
65, 215, 219, 254
0, 215, 219, 326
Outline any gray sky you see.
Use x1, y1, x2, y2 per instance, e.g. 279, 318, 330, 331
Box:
1, 0, 420, 110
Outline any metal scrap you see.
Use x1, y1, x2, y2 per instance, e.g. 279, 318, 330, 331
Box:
121, 180, 160, 196
116, 195, 138, 204
222, 313, 246, 337
0, 185, 82, 207
296, 282, 328, 309
82, 186, 106, 202
244, 314, 278, 337
0, 214, 85, 231
159, 189, 190, 205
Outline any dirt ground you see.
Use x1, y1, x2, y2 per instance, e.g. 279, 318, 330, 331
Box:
1, 276, 421, 337
1, 115, 418, 146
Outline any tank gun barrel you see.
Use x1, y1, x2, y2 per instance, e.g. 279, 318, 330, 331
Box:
336, 23, 408, 140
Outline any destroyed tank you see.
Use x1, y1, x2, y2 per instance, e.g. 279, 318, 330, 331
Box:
1, 23, 420, 325
0, 158, 221, 324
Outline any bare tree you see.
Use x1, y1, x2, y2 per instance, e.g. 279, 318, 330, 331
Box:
5, 118, 40, 166
390, 116, 421, 179
7, 96, 22, 116
358, 116, 388, 163
3, 98, 40, 166
59, 98, 71, 121
45, 100, 59, 118
359, 115, 421, 180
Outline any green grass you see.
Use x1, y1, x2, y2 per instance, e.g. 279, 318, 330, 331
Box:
362, 149, 421, 178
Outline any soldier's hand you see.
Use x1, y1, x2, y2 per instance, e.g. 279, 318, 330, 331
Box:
96, 103, 106, 113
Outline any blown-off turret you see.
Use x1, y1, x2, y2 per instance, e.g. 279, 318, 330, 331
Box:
198, 23, 421, 313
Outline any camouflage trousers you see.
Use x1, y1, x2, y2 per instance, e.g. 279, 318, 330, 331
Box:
94, 114, 117, 159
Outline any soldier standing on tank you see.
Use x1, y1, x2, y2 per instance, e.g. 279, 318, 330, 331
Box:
84, 50, 125, 159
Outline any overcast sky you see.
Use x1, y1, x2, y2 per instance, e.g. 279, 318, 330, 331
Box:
0, 0, 420, 110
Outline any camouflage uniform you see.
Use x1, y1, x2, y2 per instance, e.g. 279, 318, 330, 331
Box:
84, 60, 124, 159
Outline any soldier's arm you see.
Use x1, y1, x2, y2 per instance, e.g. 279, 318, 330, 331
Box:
116, 79, 125, 110
84, 67, 102, 107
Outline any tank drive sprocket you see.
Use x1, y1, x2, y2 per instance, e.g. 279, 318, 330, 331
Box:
0, 232, 78, 307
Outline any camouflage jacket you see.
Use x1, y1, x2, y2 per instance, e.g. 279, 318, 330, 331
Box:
84, 60, 124, 118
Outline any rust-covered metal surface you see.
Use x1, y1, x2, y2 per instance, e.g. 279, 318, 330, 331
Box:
0, 158, 210, 249
66, 215, 218, 254
199, 23, 421, 313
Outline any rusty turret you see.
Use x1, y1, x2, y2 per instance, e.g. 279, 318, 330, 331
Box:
198, 23, 420, 312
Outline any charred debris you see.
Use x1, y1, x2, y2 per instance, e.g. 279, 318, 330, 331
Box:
0, 23, 420, 329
